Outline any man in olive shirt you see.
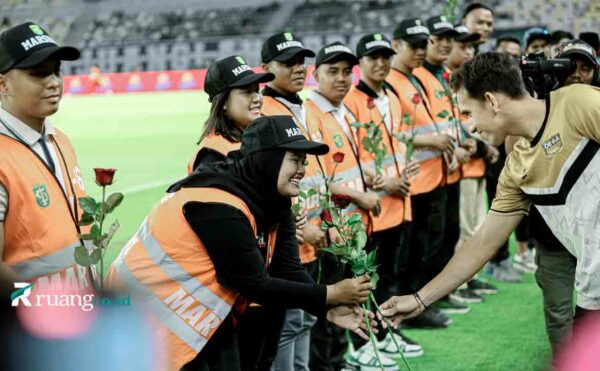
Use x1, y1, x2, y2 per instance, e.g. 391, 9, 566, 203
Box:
381, 52, 600, 330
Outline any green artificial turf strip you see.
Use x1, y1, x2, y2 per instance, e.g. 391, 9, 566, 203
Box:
52, 90, 552, 370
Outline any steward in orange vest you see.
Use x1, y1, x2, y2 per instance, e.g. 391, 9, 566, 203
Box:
187, 55, 274, 173
342, 34, 426, 361
387, 18, 457, 328
106, 116, 373, 371
306, 42, 390, 369
0, 22, 94, 293
260, 32, 330, 371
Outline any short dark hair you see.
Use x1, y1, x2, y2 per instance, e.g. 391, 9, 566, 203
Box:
462, 2, 494, 19
551, 30, 574, 45
450, 52, 527, 100
495, 34, 521, 48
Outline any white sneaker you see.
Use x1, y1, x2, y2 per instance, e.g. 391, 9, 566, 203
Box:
514, 250, 537, 272
377, 332, 424, 358
346, 342, 399, 371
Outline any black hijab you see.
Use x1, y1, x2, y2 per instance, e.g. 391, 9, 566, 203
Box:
168, 148, 290, 228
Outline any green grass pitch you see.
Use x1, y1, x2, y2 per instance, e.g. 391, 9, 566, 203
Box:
53, 90, 552, 370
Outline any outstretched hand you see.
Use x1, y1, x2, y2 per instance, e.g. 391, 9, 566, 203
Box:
378, 295, 424, 328
326, 305, 378, 341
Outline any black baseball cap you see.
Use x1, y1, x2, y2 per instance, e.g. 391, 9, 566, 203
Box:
204, 55, 274, 101
579, 32, 600, 53
558, 39, 598, 67
461, 2, 494, 19
356, 33, 395, 58
425, 16, 459, 37
261, 32, 315, 63
453, 25, 481, 43
315, 42, 358, 68
496, 34, 521, 47
0, 22, 80, 74
240, 115, 329, 156
523, 27, 552, 48
393, 18, 430, 46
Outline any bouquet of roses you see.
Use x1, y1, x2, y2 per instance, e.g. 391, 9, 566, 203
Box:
319, 152, 410, 370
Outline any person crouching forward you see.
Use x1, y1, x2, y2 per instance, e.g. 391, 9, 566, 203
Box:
106, 115, 376, 371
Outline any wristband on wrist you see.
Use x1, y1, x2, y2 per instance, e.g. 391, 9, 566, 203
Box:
413, 292, 428, 312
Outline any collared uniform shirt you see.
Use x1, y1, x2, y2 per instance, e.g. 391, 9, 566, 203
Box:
0, 107, 68, 221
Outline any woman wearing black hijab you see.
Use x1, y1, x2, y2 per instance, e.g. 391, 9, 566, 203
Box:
106, 116, 374, 371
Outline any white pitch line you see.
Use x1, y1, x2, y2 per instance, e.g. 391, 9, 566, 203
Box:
88, 176, 183, 198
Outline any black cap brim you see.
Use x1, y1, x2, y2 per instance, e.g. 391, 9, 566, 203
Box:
230, 72, 275, 89
455, 33, 481, 43
12, 45, 80, 69
561, 50, 597, 67
527, 34, 552, 45
317, 52, 359, 67
272, 47, 316, 62
431, 29, 460, 37
403, 34, 430, 46
359, 46, 396, 58
277, 140, 329, 155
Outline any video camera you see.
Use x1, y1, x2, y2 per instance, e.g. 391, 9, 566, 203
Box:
519, 52, 575, 98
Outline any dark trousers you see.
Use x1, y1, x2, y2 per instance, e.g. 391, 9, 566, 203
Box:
309, 254, 348, 371
237, 305, 286, 371
184, 316, 241, 371
411, 186, 448, 289
442, 182, 460, 270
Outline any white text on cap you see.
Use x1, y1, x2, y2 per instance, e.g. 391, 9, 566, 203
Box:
406, 26, 430, 35
562, 43, 594, 55
365, 40, 392, 49
276, 40, 303, 52
324, 45, 353, 54
285, 127, 302, 137
433, 21, 454, 30
21, 35, 57, 51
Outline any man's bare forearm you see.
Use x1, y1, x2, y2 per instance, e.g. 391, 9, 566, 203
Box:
417, 213, 522, 306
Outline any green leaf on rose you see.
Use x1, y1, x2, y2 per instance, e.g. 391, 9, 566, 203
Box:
291, 203, 300, 215
437, 109, 450, 119
105, 192, 124, 213
79, 212, 94, 226
89, 248, 102, 264
347, 213, 363, 226
79, 197, 97, 214
74, 245, 92, 267
402, 113, 411, 125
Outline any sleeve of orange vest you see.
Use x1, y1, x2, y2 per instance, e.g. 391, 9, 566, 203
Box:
183, 202, 329, 317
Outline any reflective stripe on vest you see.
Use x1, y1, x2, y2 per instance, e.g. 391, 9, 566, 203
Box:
343, 86, 410, 230
386, 69, 444, 194
10, 241, 83, 280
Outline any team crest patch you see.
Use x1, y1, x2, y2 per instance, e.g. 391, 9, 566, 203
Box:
32, 184, 50, 208
333, 134, 343, 148
29, 25, 44, 36
284, 32, 293, 41
235, 56, 245, 65
374, 33, 383, 41
542, 133, 563, 156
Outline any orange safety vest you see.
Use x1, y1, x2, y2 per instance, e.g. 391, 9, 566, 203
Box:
187, 133, 241, 174
386, 69, 444, 194
262, 95, 325, 263
105, 188, 278, 371
0, 130, 93, 292
305, 98, 371, 232
413, 66, 463, 185
343, 85, 410, 232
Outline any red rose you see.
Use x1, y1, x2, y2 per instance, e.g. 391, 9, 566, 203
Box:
332, 194, 352, 209
367, 97, 375, 109
442, 71, 450, 82
320, 209, 333, 225
94, 168, 116, 186
332, 152, 345, 164
411, 93, 420, 105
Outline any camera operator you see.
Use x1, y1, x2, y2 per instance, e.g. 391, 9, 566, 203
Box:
380, 53, 600, 356
525, 39, 599, 355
